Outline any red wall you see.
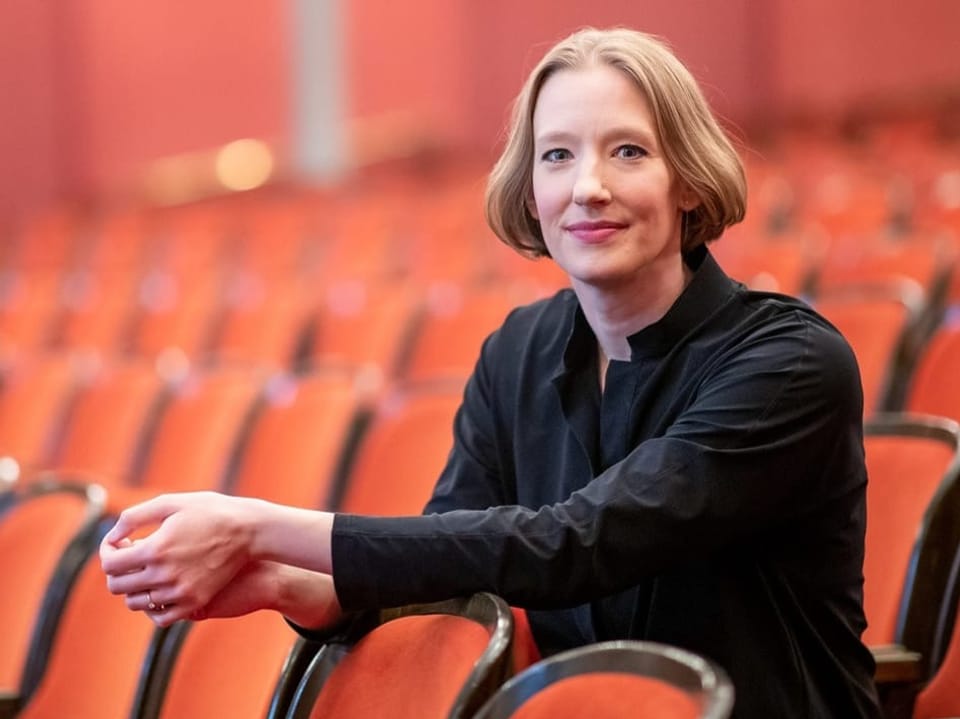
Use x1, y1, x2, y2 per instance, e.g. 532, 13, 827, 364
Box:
0, 0, 290, 222
345, 0, 474, 149
63, 0, 290, 194
775, 0, 960, 113
470, 0, 762, 137
2, 0, 959, 225
345, 0, 759, 154
0, 2, 62, 222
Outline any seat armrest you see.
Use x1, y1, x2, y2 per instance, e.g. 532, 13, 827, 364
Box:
871, 644, 923, 684
0, 690, 22, 719
871, 644, 924, 719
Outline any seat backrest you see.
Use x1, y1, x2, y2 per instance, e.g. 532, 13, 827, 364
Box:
397, 284, 524, 383
905, 311, 960, 423
308, 280, 420, 380
0, 271, 63, 352
862, 413, 960, 667
49, 358, 170, 487
511, 674, 704, 719
55, 269, 141, 355
814, 283, 924, 414
227, 370, 363, 508
912, 546, 960, 719
127, 270, 223, 362
311, 197, 407, 286
815, 233, 955, 301
15, 519, 163, 719
211, 278, 316, 370
473, 640, 734, 719
0, 481, 105, 698
398, 182, 490, 287
710, 226, 820, 297
281, 592, 513, 719
335, 380, 465, 515
490, 239, 569, 295
132, 611, 302, 719
0, 352, 81, 472
133, 366, 265, 495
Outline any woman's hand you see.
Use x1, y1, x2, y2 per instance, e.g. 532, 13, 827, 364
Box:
191, 561, 344, 630
194, 561, 345, 631
100, 492, 262, 625
187, 560, 283, 621
111, 557, 344, 630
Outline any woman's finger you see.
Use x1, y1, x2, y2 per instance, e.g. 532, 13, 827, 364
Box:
104, 494, 186, 545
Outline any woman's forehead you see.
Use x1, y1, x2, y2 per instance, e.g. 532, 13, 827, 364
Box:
532, 65, 656, 135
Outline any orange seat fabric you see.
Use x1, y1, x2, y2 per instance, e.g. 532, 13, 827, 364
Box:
0, 490, 94, 689
15, 555, 158, 719
154, 612, 297, 719
862, 435, 956, 645
308, 614, 489, 719
913, 598, 960, 718
509, 672, 701, 719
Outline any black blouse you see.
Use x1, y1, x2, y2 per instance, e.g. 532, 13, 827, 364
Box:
330, 245, 881, 718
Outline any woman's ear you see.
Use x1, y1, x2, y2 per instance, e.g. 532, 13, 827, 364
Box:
678, 184, 700, 212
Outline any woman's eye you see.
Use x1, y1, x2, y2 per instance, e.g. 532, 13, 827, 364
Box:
615, 144, 647, 159
541, 148, 571, 162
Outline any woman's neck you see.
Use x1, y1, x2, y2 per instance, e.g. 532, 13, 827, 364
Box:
575, 255, 693, 366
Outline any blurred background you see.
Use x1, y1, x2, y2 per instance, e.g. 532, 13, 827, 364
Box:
1, 0, 960, 395
2, 5, 960, 718
2, 0, 959, 218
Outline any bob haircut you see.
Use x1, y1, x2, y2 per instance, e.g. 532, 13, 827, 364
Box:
485, 27, 747, 257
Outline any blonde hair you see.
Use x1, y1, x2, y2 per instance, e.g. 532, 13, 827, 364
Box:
485, 27, 747, 256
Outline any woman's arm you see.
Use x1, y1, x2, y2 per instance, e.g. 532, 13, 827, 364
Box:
100, 314, 513, 625
103, 303, 861, 620
100, 493, 340, 625
329, 311, 867, 610
192, 561, 343, 630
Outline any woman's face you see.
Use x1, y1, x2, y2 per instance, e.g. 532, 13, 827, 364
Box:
529, 64, 692, 293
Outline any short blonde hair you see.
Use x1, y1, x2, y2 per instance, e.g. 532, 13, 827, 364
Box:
485, 27, 747, 256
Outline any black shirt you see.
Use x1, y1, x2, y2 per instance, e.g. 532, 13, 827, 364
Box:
331, 245, 881, 718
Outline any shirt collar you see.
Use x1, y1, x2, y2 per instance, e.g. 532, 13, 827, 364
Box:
556, 244, 739, 375
626, 244, 738, 359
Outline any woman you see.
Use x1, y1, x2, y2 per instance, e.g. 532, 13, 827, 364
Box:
102, 27, 881, 717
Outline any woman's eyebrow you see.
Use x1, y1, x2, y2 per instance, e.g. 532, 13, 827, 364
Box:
533, 130, 577, 146
534, 125, 658, 146
602, 124, 658, 144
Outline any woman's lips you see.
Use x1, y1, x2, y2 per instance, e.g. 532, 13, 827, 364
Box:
564, 221, 627, 243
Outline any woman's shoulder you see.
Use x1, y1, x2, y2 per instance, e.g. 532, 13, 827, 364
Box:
476, 287, 577, 369
728, 288, 862, 387
737, 289, 852, 350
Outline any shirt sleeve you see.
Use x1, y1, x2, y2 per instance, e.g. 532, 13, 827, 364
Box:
331, 310, 865, 611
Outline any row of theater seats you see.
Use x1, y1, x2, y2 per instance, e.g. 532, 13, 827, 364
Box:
2, 371, 959, 717
0, 179, 568, 373
712, 210, 960, 416
1, 129, 960, 715
719, 131, 960, 717
0, 354, 714, 718
1, 178, 957, 419
2, 176, 546, 717
1, 238, 958, 425
863, 414, 960, 718
0, 367, 488, 718
0, 270, 562, 390
2, 256, 958, 424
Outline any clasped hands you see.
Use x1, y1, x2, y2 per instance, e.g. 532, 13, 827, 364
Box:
99, 491, 342, 629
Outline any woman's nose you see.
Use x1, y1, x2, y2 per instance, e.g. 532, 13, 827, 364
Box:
572, 162, 612, 205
